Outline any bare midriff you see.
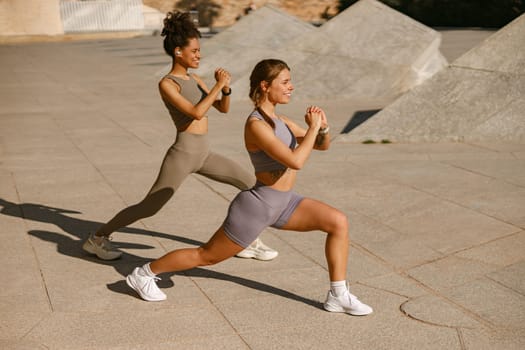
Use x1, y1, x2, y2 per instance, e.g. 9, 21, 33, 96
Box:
177, 116, 208, 134
255, 168, 296, 191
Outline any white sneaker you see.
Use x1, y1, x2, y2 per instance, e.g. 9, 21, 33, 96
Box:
82, 234, 122, 260
236, 238, 278, 261
324, 290, 373, 316
126, 267, 167, 302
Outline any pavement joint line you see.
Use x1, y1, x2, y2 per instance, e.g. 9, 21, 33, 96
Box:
56, 112, 160, 242
400, 273, 498, 330
106, 115, 154, 147
349, 235, 413, 272
347, 156, 524, 231
18, 205, 55, 313
443, 160, 525, 190
268, 226, 346, 275
351, 231, 507, 331
485, 274, 525, 298
186, 274, 253, 349
450, 64, 525, 76
398, 298, 472, 330
60, 119, 129, 201
359, 279, 412, 299
6, 172, 54, 313
20, 314, 50, 346
466, 142, 524, 155
457, 328, 468, 350
347, 239, 476, 322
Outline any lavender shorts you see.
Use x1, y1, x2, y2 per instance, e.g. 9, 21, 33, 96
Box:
223, 185, 304, 248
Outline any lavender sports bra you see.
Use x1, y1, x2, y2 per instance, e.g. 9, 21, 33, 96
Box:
248, 109, 297, 173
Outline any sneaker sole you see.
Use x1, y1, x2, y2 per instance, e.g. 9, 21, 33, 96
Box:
324, 302, 373, 316
125, 275, 166, 302
235, 251, 278, 261
323, 302, 345, 313
235, 252, 256, 259
254, 252, 278, 261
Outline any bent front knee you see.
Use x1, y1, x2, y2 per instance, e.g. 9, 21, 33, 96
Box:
326, 211, 349, 240
332, 210, 349, 233
196, 248, 223, 266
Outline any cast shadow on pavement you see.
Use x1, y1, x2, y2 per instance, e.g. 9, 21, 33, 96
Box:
0, 197, 202, 246
107, 270, 322, 310
28, 229, 322, 310
0, 198, 322, 310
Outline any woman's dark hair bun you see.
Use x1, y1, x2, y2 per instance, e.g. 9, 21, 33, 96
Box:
162, 11, 201, 57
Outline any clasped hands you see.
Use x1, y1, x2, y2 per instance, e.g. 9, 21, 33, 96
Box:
304, 105, 328, 131
214, 68, 231, 93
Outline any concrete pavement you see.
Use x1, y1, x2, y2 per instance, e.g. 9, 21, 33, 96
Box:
1, 32, 524, 349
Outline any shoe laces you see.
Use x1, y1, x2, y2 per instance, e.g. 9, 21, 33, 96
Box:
253, 238, 269, 251
143, 275, 162, 289
346, 291, 360, 305
252, 239, 262, 249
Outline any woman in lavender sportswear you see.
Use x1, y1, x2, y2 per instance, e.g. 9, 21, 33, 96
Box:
126, 59, 373, 316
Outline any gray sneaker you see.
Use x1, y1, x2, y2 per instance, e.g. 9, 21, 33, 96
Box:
126, 267, 167, 302
82, 234, 122, 260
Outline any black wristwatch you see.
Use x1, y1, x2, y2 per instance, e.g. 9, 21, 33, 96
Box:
222, 87, 232, 96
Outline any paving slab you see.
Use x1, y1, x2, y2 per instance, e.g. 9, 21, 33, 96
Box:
400, 294, 484, 328
445, 278, 525, 328
1, 29, 524, 350
486, 260, 525, 295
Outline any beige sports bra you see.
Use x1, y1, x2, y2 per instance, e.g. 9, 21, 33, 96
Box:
162, 74, 207, 129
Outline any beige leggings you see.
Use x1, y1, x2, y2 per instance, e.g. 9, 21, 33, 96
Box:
97, 132, 255, 236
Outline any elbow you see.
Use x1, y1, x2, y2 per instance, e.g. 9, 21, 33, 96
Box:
192, 112, 206, 120
287, 160, 303, 170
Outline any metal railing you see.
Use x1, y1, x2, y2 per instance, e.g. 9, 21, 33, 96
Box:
60, 0, 144, 33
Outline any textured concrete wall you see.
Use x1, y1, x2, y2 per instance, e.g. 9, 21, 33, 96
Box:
289, 0, 447, 100
343, 13, 525, 143
0, 0, 63, 36
194, 0, 447, 102
187, 5, 315, 92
